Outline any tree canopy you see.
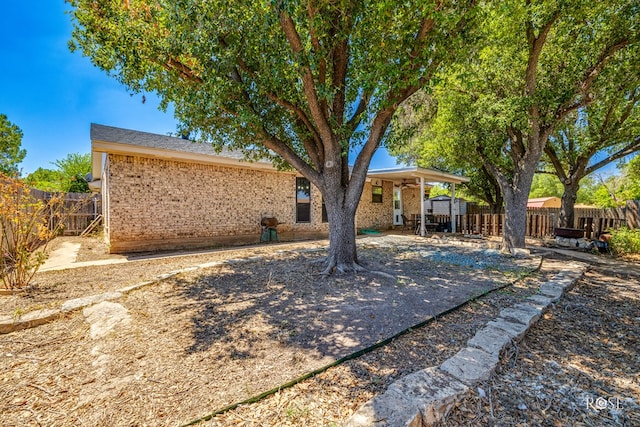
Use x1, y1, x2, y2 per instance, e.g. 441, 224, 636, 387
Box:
389, 0, 639, 251
542, 39, 640, 226
25, 153, 91, 193
0, 114, 26, 176
68, 0, 476, 273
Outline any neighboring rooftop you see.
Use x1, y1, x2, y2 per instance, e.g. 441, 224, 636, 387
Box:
527, 197, 561, 208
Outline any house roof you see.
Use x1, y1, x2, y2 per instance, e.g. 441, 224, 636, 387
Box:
91, 123, 277, 179
90, 124, 469, 185
91, 124, 253, 160
367, 166, 470, 184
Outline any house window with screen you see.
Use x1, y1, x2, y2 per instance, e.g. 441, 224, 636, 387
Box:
372, 184, 383, 203
296, 177, 311, 223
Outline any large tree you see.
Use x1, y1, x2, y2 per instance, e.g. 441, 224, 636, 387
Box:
25, 153, 92, 193
53, 152, 92, 193
387, 91, 504, 212
542, 45, 640, 227
0, 114, 26, 176
394, 0, 637, 253
68, 0, 475, 273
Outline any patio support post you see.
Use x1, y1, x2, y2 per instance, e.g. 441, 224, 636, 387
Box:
451, 183, 456, 233
420, 177, 426, 236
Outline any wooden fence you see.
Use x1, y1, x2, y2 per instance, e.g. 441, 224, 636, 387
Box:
451, 201, 639, 238
31, 190, 102, 236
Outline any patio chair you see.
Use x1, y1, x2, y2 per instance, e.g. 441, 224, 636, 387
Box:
401, 214, 415, 231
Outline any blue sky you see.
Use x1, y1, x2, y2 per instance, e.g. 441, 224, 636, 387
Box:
0, 2, 398, 176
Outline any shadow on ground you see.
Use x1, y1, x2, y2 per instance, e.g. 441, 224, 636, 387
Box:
172, 246, 532, 360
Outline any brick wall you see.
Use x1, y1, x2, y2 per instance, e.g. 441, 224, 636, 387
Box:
356, 181, 394, 230
104, 154, 397, 252
401, 187, 422, 220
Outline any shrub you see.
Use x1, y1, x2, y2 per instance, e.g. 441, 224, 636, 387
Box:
609, 227, 640, 256
0, 174, 67, 290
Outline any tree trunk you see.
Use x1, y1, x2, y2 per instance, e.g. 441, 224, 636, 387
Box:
501, 183, 531, 253
490, 191, 504, 215
495, 157, 538, 254
322, 188, 361, 275
559, 180, 580, 228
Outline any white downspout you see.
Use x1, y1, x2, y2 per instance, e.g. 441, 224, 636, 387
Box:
420, 177, 425, 236
451, 183, 456, 233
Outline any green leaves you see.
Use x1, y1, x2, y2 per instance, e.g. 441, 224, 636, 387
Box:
68, 0, 476, 179
24, 153, 91, 193
0, 114, 26, 177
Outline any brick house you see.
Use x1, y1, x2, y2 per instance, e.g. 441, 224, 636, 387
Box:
90, 124, 468, 253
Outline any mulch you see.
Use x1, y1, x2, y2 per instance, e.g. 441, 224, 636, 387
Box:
1, 235, 638, 426
442, 264, 640, 427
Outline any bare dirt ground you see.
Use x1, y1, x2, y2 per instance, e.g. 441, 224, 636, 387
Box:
1, 234, 638, 426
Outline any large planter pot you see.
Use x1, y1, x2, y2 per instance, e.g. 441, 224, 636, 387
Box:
554, 227, 584, 238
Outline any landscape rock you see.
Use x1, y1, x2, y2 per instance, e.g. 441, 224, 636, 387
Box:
346, 389, 422, 427
83, 301, 131, 339
61, 291, 123, 313
0, 309, 60, 334
539, 282, 565, 301
499, 303, 542, 327
487, 318, 530, 339
388, 367, 469, 426
527, 294, 554, 308
440, 347, 499, 385
467, 325, 513, 357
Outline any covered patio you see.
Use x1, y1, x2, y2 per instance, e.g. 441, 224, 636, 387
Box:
367, 166, 470, 236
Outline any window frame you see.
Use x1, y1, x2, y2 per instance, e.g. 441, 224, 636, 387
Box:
296, 177, 311, 223
371, 184, 383, 204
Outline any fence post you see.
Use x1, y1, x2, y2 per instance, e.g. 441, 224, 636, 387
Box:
626, 200, 639, 229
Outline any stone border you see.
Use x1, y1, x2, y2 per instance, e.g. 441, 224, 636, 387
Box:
1, 244, 333, 335
0, 257, 268, 335
346, 261, 587, 427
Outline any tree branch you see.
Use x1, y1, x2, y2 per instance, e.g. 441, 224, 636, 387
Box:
524, 12, 559, 96
164, 57, 203, 83
555, 38, 630, 121
260, 129, 323, 186
346, 91, 372, 132
331, 39, 349, 126
279, 10, 336, 149
543, 144, 568, 182
585, 136, 640, 175
218, 37, 324, 151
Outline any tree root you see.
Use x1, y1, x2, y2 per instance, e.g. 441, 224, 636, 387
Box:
369, 270, 396, 280
320, 259, 367, 276
310, 256, 328, 265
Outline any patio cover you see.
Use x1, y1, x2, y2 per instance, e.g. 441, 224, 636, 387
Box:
367, 166, 470, 235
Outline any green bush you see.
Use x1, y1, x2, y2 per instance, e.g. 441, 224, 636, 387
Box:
609, 227, 640, 256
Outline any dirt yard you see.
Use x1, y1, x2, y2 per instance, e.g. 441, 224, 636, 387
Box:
1, 234, 638, 426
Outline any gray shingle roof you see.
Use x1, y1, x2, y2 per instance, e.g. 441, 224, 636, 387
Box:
90, 123, 249, 161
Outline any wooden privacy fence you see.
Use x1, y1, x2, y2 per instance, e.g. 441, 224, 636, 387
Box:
31, 190, 102, 236
454, 201, 639, 238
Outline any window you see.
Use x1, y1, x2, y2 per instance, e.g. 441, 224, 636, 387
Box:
321, 200, 328, 223
296, 177, 311, 223
372, 184, 383, 203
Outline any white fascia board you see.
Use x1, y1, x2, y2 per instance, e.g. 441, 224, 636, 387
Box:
91, 140, 283, 173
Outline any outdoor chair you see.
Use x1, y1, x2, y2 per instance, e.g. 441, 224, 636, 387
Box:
401, 214, 415, 231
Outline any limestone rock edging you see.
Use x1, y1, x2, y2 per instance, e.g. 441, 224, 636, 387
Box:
346, 264, 587, 426
0, 256, 266, 334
